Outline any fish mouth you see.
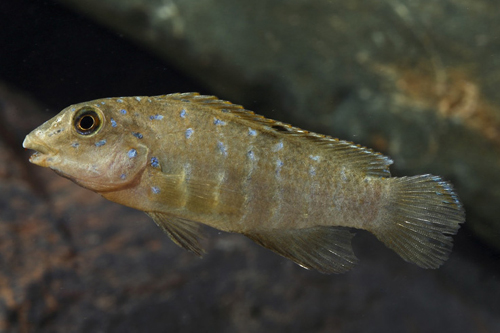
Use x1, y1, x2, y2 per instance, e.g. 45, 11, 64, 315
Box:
22, 134, 57, 167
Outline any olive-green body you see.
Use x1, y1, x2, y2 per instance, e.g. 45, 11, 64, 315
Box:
23, 93, 464, 274
101, 95, 386, 234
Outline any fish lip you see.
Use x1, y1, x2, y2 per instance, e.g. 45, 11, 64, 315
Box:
23, 135, 57, 167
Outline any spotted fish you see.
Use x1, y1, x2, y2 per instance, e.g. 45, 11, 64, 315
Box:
23, 93, 465, 273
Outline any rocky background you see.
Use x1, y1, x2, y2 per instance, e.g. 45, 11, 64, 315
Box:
0, 0, 499, 332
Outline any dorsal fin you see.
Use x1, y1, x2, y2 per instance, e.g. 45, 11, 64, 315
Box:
165, 92, 247, 114
162, 93, 393, 177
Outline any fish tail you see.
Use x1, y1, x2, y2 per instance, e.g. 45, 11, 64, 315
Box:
373, 175, 465, 268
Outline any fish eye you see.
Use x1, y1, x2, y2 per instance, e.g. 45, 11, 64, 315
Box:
74, 108, 102, 135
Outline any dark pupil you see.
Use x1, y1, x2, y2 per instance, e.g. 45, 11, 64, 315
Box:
80, 115, 95, 130
75, 110, 100, 135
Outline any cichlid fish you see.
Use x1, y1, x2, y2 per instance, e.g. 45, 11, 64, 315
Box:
23, 93, 465, 274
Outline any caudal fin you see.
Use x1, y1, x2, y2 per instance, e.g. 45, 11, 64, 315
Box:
373, 175, 465, 269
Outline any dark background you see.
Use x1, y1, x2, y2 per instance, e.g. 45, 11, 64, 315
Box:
0, 1, 499, 332
0, 0, 204, 110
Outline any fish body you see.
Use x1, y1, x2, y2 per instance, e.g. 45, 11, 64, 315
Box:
23, 93, 465, 273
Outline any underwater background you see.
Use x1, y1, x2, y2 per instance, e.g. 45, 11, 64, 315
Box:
0, 0, 499, 332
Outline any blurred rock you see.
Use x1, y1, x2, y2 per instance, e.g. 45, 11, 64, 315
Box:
1, 80, 500, 331
55, 0, 500, 250
2, 1, 500, 332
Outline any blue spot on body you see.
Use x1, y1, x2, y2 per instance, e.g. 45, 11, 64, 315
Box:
150, 157, 160, 168
71, 142, 79, 148
120, 109, 127, 114
213, 118, 226, 126
117, 98, 124, 103
274, 141, 284, 151
110, 118, 117, 127
183, 163, 192, 180
132, 132, 143, 139
276, 159, 283, 177
95, 139, 107, 147
128, 149, 137, 158
247, 150, 255, 160
149, 114, 164, 120
309, 155, 320, 161
180, 109, 187, 118
309, 166, 316, 176
120, 174, 126, 180
248, 128, 257, 136
152, 186, 161, 194
135, 97, 142, 102
101, 101, 105, 105
185, 128, 193, 139
340, 168, 347, 182
217, 141, 227, 156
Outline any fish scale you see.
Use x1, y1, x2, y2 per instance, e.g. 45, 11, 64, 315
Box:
23, 92, 465, 274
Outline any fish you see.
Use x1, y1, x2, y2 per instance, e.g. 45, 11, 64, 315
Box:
23, 93, 465, 274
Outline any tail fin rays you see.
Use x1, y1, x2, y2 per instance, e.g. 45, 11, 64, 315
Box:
373, 175, 465, 269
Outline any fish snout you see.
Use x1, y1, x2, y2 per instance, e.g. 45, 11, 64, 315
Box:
23, 131, 57, 167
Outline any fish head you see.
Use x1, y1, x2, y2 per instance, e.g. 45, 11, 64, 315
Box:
23, 100, 149, 192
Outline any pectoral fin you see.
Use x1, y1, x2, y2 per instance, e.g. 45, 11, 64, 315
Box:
147, 212, 205, 256
245, 226, 358, 274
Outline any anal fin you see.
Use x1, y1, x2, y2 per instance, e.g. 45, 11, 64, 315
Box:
245, 226, 358, 274
147, 212, 205, 256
